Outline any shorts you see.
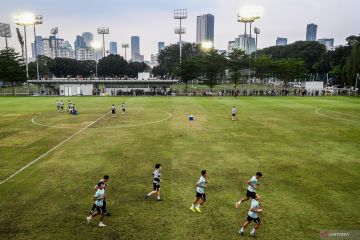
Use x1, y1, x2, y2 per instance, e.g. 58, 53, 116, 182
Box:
122, 108, 125, 112
153, 183, 160, 191
96, 205, 104, 214
112, 109, 116, 114
196, 192, 206, 201
247, 215, 261, 224
232, 113, 236, 117
246, 190, 256, 199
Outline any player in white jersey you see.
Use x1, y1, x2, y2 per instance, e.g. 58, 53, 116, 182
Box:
145, 163, 162, 201
121, 102, 126, 114
189, 170, 207, 213
60, 100, 64, 112
231, 106, 237, 121
111, 104, 116, 117
56, 100, 60, 112
236, 172, 262, 208
239, 194, 263, 238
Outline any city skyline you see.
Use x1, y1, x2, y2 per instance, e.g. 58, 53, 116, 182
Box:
0, 0, 359, 61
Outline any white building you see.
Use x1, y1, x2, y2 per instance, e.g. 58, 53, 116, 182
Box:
41, 37, 74, 59
150, 54, 158, 66
227, 41, 235, 53
75, 48, 95, 61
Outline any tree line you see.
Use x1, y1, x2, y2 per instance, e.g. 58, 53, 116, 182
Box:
152, 35, 360, 91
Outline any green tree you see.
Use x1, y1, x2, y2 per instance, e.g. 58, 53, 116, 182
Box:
98, 54, 127, 77
28, 55, 53, 79
346, 40, 360, 86
0, 48, 26, 93
174, 57, 200, 92
227, 49, 248, 91
199, 49, 227, 91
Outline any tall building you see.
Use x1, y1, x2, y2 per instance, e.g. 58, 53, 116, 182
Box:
318, 38, 334, 50
227, 41, 235, 53
31, 36, 43, 58
158, 42, 165, 52
276, 37, 288, 46
109, 42, 118, 55
82, 32, 93, 47
131, 36, 141, 62
38, 36, 74, 59
196, 14, 215, 45
233, 34, 255, 54
306, 23, 317, 41
76, 48, 95, 60
74, 35, 86, 49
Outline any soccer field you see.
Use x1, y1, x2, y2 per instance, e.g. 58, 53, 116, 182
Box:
0, 96, 359, 240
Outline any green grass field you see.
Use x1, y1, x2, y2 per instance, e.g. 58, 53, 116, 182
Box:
0, 96, 359, 240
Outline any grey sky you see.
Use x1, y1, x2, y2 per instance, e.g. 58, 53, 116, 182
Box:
0, 0, 359, 60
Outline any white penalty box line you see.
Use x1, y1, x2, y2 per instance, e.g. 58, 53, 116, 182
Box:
0, 109, 112, 186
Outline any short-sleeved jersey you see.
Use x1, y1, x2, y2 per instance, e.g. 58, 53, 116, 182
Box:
247, 176, 258, 192
232, 108, 237, 114
121, 104, 126, 110
153, 169, 161, 185
60, 102, 64, 107
248, 199, 260, 218
111, 105, 116, 110
196, 176, 206, 194
94, 179, 108, 190
56, 101, 60, 106
95, 188, 105, 207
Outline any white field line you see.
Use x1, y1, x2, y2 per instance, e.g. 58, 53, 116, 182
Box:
314, 108, 360, 123
31, 108, 173, 129
0, 109, 111, 185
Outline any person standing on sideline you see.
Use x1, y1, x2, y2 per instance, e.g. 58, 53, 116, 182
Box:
189, 170, 208, 213
111, 104, 116, 117
239, 194, 263, 238
236, 172, 262, 208
232, 106, 237, 121
87, 181, 107, 227
121, 102, 126, 114
145, 163, 162, 201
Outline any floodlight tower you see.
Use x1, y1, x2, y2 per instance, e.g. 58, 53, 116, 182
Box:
0, 23, 12, 49
97, 27, 109, 58
50, 27, 58, 58
92, 41, 102, 78
174, 9, 187, 63
33, 15, 43, 80
254, 27, 260, 60
15, 13, 38, 79
121, 43, 129, 60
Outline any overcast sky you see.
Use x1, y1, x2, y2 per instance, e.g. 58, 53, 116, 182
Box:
1, 0, 359, 61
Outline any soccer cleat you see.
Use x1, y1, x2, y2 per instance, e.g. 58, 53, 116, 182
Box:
250, 232, 256, 238
105, 212, 111, 216
145, 194, 149, 199
235, 201, 241, 208
86, 216, 91, 223
99, 222, 106, 227
239, 230, 244, 236
195, 207, 202, 213
189, 207, 196, 213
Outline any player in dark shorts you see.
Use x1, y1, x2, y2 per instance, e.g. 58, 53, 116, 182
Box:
121, 102, 126, 114
189, 170, 207, 213
239, 194, 263, 238
111, 104, 116, 117
232, 106, 237, 121
236, 172, 262, 208
90, 175, 110, 216
60, 100, 64, 112
145, 163, 162, 201
56, 100, 60, 111
87, 181, 107, 227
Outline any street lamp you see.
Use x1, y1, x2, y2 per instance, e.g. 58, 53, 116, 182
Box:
15, 12, 37, 79
92, 41, 102, 78
121, 43, 129, 60
97, 27, 109, 58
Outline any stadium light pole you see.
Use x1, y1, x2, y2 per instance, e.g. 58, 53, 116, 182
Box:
50, 27, 58, 58
121, 43, 129, 60
0, 23, 12, 49
254, 27, 260, 60
15, 13, 38, 79
97, 27, 109, 58
92, 41, 102, 78
33, 15, 43, 80
174, 9, 187, 63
